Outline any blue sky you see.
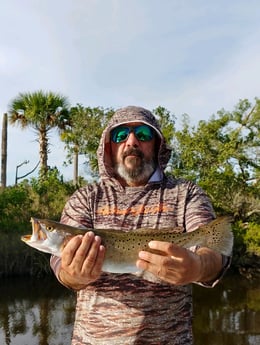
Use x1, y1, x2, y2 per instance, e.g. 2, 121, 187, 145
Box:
0, 0, 260, 185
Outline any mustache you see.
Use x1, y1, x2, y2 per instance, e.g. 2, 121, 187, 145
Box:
122, 148, 144, 160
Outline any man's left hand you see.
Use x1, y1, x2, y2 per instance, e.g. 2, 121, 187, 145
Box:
136, 241, 202, 285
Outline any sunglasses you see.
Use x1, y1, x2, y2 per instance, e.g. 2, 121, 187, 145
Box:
111, 125, 154, 143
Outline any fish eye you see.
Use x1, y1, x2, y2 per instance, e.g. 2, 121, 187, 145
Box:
46, 226, 54, 232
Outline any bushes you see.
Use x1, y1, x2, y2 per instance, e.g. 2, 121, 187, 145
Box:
230, 220, 260, 278
243, 222, 260, 256
0, 184, 33, 233
0, 171, 80, 276
29, 168, 77, 219
0, 169, 78, 232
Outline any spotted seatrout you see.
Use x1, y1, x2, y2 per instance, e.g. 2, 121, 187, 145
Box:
21, 216, 233, 273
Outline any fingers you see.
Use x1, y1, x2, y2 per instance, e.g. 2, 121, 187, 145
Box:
70, 232, 98, 270
136, 241, 201, 285
61, 231, 105, 284
81, 234, 105, 277
136, 249, 172, 276
136, 241, 183, 270
62, 234, 87, 266
148, 240, 182, 257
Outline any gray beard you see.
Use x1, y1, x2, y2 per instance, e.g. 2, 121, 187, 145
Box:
115, 160, 156, 185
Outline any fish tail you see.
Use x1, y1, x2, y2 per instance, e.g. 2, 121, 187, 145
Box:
205, 216, 234, 256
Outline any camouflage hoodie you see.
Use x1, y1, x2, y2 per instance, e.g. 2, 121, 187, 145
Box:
51, 106, 216, 345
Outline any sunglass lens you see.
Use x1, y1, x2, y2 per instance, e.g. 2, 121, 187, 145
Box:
135, 125, 153, 141
111, 127, 129, 143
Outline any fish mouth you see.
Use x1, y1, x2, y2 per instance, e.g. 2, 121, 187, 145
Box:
32, 218, 48, 240
21, 218, 47, 243
21, 234, 32, 242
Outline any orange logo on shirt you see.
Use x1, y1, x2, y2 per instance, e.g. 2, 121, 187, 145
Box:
97, 203, 171, 216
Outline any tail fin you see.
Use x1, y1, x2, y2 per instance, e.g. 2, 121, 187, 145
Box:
206, 216, 234, 256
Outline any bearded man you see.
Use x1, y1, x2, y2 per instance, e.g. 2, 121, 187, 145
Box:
51, 106, 231, 345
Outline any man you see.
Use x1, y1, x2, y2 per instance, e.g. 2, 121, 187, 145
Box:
51, 106, 230, 345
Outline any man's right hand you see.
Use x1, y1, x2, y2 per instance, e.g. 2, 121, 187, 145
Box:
58, 231, 106, 290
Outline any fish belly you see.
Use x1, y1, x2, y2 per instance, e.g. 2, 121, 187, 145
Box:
102, 260, 140, 274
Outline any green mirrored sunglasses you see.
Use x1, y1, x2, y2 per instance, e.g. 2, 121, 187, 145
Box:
111, 125, 154, 143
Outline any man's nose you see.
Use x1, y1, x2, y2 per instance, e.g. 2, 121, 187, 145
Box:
125, 131, 139, 146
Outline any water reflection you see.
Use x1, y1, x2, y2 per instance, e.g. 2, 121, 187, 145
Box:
0, 273, 259, 345
193, 273, 260, 345
0, 276, 75, 345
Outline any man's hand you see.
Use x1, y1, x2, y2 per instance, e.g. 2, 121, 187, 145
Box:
59, 231, 105, 290
136, 241, 222, 285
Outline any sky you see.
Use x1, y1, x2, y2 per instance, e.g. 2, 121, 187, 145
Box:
0, 0, 260, 185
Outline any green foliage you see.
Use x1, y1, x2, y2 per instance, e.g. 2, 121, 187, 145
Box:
0, 170, 78, 233
243, 222, 260, 255
61, 105, 114, 177
9, 90, 70, 129
0, 184, 33, 232
167, 98, 260, 261
231, 220, 260, 279
153, 106, 176, 144
171, 98, 260, 223
29, 168, 77, 219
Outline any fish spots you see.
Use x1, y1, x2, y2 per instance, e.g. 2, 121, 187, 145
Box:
24, 216, 233, 269
112, 237, 138, 251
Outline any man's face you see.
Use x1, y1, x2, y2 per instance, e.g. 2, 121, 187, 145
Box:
110, 122, 157, 186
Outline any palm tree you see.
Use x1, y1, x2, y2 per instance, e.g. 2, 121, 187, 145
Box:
9, 90, 70, 177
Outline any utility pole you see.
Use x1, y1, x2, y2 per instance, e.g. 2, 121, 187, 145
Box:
15, 160, 29, 185
1, 113, 8, 188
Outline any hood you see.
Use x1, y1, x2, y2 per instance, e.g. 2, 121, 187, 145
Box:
97, 106, 172, 182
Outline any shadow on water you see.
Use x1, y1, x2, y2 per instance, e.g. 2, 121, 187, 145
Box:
0, 273, 259, 345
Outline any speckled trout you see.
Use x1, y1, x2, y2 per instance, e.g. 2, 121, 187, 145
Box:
21, 216, 233, 273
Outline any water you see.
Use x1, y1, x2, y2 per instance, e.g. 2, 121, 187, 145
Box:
0, 276, 75, 345
0, 273, 259, 345
193, 273, 260, 345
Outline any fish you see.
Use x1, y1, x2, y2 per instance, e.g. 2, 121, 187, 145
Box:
21, 216, 233, 273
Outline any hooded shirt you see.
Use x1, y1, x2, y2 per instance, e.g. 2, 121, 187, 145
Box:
51, 106, 217, 345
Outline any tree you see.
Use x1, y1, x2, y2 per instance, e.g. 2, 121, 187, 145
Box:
153, 106, 176, 144
172, 98, 260, 220
61, 105, 114, 181
8, 90, 70, 178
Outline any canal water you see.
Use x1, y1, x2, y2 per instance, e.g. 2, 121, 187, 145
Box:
0, 273, 259, 345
